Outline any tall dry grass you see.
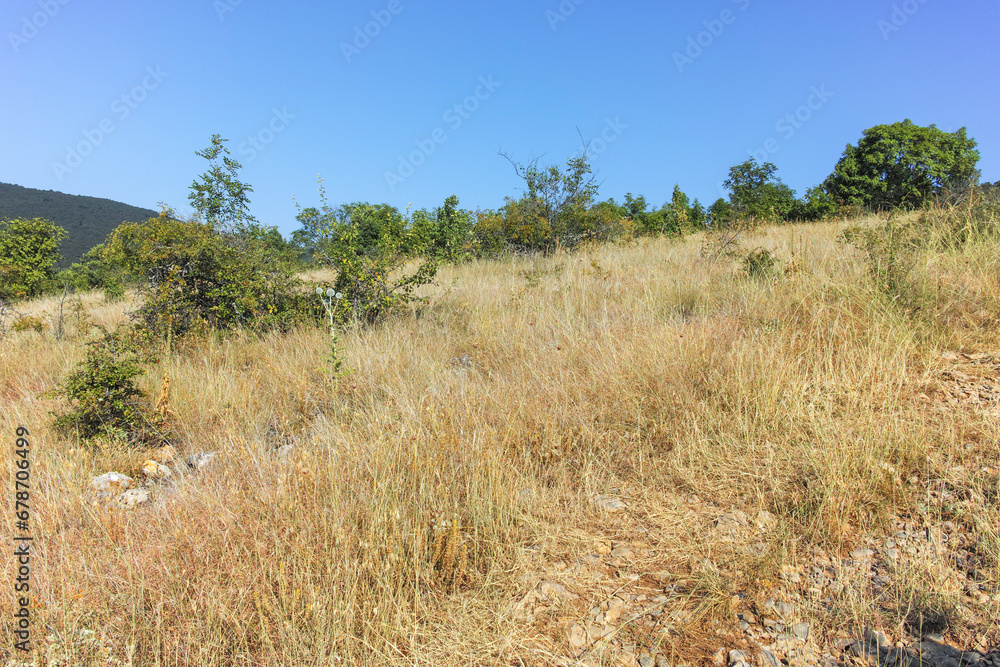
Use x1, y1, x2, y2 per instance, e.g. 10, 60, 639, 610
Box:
2, 215, 999, 665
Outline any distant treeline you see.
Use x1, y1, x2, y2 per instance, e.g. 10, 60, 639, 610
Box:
1, 120, 996, 306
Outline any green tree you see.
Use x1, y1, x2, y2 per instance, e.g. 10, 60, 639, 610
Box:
789, 186, 837, 221
499, 147, 600, 251
707, 198, 734, 228
689, 199, 706, 228
431, 195, 473, 261
670, 184, 691, 230
824, 120, 980, 210
0, 217, 66, 300
292, 186, 438, 325
188, 134, 257, 232
724, 158, 796, 222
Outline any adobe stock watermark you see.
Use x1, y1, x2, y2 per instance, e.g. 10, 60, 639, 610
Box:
51, 66, 168, 181
384, 75, 501, 192
673, 0, 751, 73
571, 117, 629, 161
341, 0, 404, 63
546, 0, 585, 31
213, 0, 243, 21
8, 0, 72, 54
237, 108, 295, 163
878, 0, 930, 40
747, 85, 833, 163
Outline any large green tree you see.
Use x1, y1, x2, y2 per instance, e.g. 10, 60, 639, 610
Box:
824, 120, 980, 210
0, 217, 66, 300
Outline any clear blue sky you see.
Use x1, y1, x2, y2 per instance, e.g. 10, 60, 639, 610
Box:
2, 0, 997, 237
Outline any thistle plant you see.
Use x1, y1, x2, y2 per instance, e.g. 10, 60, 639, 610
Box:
315, 287, 350, 378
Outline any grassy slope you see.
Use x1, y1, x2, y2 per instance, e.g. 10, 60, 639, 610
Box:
1, 216, 998, 666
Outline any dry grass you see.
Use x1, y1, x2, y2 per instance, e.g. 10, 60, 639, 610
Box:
2, 216, 999, 666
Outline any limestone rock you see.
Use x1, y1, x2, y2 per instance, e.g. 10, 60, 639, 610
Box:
91, 472, 133, 499
593, 494, 626, 512
186, 451, 217, 470
117, 487, 150, 509
142, 459, 171, 481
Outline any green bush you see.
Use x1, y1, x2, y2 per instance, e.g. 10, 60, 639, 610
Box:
0, 217, 66, 301
51, 327, 160, 445
293, 188, 439, 325
101, 213, 308, 338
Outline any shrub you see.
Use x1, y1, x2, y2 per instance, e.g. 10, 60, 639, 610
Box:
12, 314, 47, 334
102, 212, 308, 338
840, 215, 927, 309
741, 247, 780, 278
51, 327, 161, 445
293, 187, 439, 325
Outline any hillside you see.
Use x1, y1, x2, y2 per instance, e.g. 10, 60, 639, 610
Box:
1, 213, 998, 666
0, 183, 158, 266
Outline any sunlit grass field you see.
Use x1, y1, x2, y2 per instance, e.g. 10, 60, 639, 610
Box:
2, 215, 999, 666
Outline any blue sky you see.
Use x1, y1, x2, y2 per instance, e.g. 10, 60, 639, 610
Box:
2, 0, 997, 237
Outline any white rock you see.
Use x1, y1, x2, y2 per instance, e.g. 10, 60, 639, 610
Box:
593, 494, 626, 511
186, 451, 217, 470
117, 487, 150, 509
92, 472, 134, 499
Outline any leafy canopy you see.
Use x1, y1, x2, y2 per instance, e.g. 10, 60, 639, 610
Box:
825, 119, 980, 210
723, 158, 796, 223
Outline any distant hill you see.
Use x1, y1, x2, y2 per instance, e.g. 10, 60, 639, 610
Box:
0, 183, 158, 266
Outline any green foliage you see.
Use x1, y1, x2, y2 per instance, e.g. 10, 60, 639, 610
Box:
188, 134, 257, 233
467, 209, 510, 258
670, 184, 692, 231
51, 327, 159, 445
789, 186, 837, 221
12, 314, 47, 333
499, 148, 602, 252
432, 195, 474, 261
0, 217, 67, 301
102, 212, 306, 337
825, 120, 980, 210
293, 184, 439, 325
52, 243, 128, 298
707, 198, 734, 228
724, 158, 797, 223
689, 198, 706, 228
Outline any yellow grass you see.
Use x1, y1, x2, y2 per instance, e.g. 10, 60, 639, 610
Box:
2, 216, 999, 665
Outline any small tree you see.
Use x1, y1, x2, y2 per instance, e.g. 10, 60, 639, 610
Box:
292, 184, 438, 325
724, 158, 796, 223
188, 134, 257, 233
499, 141, 601, 252
689, 199, 706, 228
51, 327, 159, 445
670, 184, 691, 231
0, 217, 66, 300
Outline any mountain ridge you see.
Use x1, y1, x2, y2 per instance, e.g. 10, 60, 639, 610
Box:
0, 182, 158, 266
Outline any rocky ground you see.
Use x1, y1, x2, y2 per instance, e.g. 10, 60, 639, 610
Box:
503, 351, 999, 666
